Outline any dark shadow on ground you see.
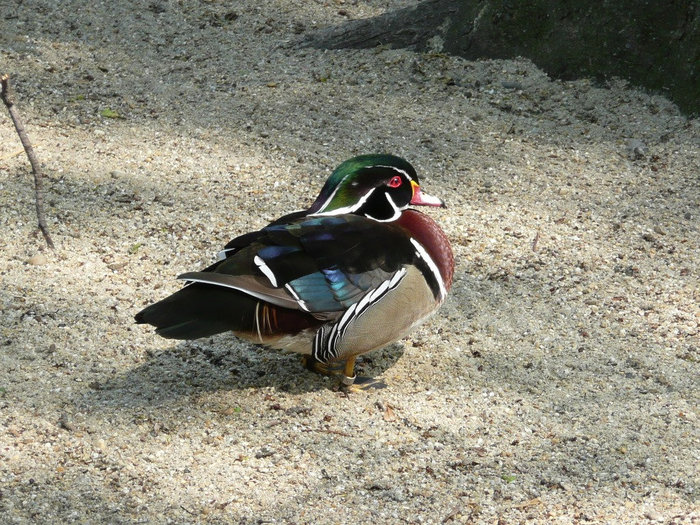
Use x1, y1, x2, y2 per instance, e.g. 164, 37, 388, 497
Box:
78, 337, 405, 409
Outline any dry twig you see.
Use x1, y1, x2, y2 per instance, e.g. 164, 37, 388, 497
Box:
531, 230, 540, 252
1, 74, 55, 249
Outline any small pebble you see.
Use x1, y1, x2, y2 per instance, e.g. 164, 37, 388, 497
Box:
27, 253, 47, 266
108, 262, 128, 271
501, 81, 523, 90
58, 414, 74, 431
255, 447, 274, 459
626, 138, 646, 159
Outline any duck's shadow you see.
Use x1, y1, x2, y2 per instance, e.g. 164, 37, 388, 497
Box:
86, 335, 405, 409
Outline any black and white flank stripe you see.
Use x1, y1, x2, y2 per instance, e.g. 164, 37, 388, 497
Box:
312, 267, 407, 363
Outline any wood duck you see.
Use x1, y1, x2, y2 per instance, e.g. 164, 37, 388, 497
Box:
135, 154, 454, 387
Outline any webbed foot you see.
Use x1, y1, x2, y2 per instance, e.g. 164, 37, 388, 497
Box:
303, 355, 384, 391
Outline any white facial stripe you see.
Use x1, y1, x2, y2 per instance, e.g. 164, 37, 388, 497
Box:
384, 193, 404, 218
314, 169, 355, 213
313, 187, 376, 216
410, 238, 447, 301
373, 165, 413, 181
314, 182, 343, 213
254, 255, 278, 287
363, 192, 403, 222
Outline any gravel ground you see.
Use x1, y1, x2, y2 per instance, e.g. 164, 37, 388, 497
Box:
1, 1, 698, 523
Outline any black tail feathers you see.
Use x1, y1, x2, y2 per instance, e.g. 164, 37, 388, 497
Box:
135, 284, 255, 340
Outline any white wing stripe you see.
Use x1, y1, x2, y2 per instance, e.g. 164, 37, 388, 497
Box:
254, 255, 278, 287
178, 276, 288, 307
285, 283, 310, 312
216, 248, 235, 261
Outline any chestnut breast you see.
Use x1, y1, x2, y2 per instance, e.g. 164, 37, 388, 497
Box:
397, 209, 454, 294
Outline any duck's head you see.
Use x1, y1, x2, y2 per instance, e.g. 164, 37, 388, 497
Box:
308, 154, 445, 222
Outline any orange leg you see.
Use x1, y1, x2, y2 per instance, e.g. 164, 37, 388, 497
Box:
302, 355, 356, 386
302, 355, 388, 391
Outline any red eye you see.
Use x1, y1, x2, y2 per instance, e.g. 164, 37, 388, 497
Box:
387, 176, 402, 188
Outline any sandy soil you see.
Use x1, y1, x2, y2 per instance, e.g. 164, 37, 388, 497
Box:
1, 1, 698, 523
